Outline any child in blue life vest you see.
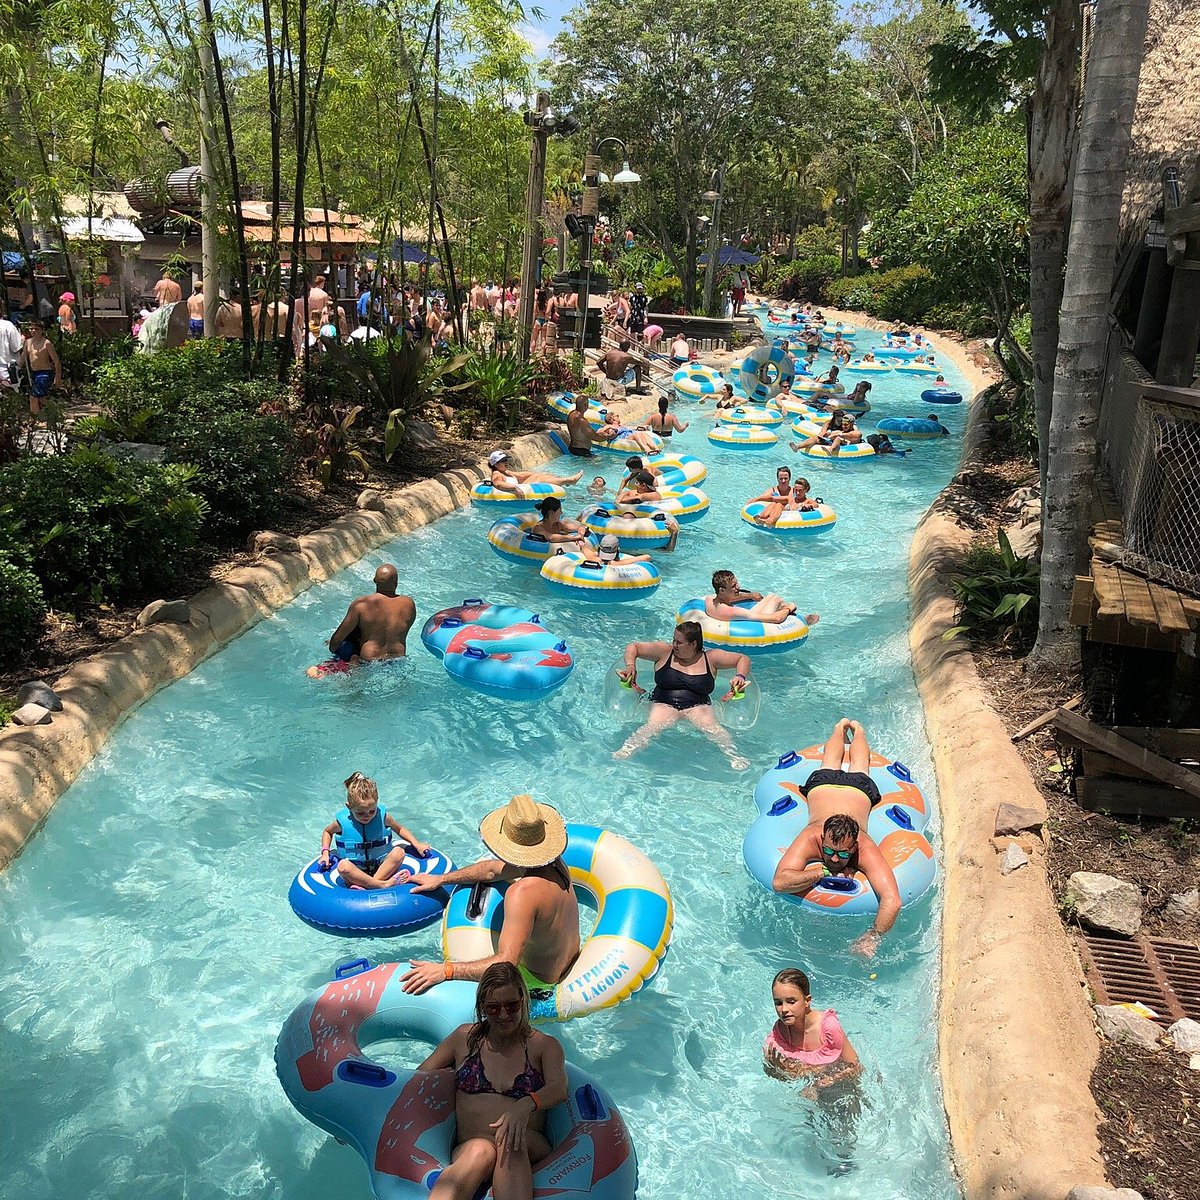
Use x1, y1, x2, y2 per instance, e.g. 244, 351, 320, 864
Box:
318, 771, 431, 889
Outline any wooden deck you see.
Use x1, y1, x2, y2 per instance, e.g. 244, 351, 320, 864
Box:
1069, 480, 1200, 649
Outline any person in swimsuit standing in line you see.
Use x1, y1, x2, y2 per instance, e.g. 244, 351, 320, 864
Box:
613, 621, 753, 769
772, 719, 903, 956
418, 963, 568, 1200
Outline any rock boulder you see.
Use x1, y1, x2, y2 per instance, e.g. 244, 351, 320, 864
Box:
17, 680, 62, 712
995, 802, 1045, 837
1164, 888, 1199, 927
250, 530, 303, 556
1000, 842, 1030, 875
1094, 1005, 1161, 1051
1067, 871, 1142, 936
1065, 1188, 1146, 1200
136, 599, 192, 627
1167, 1018, 1200, 1053
11, 703, 52, 726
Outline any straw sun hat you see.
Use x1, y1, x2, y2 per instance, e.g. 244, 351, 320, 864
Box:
479, 794, 567, 868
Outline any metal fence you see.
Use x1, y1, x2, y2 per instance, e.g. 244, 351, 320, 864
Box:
1096, 325, 1200, 595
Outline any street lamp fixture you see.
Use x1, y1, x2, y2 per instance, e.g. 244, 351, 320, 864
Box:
571, 136, 640, 349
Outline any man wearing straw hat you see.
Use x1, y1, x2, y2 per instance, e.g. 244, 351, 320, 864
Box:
400, 795, 580, 999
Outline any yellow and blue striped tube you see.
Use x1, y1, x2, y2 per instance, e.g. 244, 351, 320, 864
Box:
844, 360, 892, 375
582, 506, 676, 548
798, 441, 876, 460
893, 362, 940, 376
470, 481, 566, 507
717, 405, 784, 428
792, 378, 845, 396
628, 485, 710, 525
740, 501, 837, 534
676, 597, 811, 655
820, 325, 857, 338
539, 551, 661, 603
442, 824, 674, 1022
708, 424, 778, 450
621, 453, 707, 488
672, 364, 725, 399
487, 513, 583, 565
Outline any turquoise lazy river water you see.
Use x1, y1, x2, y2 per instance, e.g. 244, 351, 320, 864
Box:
0, 328, 968, 1200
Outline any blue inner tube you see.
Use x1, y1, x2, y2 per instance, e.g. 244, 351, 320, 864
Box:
921, 387, 963, 404
288, 846, 456, 936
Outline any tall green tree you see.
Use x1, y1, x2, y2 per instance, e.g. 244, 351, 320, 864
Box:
547, 0, 844, 304
1029, 0, 1152, 672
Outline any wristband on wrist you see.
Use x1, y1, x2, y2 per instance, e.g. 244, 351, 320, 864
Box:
444, 961, 454, 980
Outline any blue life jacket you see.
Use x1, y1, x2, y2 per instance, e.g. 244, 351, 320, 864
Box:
334, 807, 393, 868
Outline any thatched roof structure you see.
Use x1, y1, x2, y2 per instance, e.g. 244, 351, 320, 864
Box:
1121, 0, 1200, 237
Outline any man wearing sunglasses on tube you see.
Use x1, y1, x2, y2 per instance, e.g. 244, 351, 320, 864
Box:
772, 719, 901, 958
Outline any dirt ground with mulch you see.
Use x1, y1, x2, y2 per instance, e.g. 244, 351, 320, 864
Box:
950, 409, 1200, 1200
0, 418, 545, 705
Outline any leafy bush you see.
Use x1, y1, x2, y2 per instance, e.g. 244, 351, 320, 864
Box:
767, 255, 842, 302
924, 302, 994, 338
56, 333, 135, 388
0, 548, 46, 661
825, 265, 939, 322
166, 411, 295, 543
463, 348, 538, 431
792, 222, 840, 261
85, 340, 281, 444
945, 530, 1039, 644
0, 448, 206, 607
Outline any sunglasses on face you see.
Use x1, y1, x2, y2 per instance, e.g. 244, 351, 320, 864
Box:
822, 845, 853, 861
484, 1000, 522, 1016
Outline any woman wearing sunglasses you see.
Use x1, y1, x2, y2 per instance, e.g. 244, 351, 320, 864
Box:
419, 962, 567, 1200
770, 719, 902, 958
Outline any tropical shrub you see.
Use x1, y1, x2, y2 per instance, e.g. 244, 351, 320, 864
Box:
0, 448, 206, 607
824, 265, 939, 322
55, 333, 135, 388
767, 255, 842, 302
165, 412, 295, 543
462, 348, 538, 431
945, 530, 1039, 644
0, 547, 46, 661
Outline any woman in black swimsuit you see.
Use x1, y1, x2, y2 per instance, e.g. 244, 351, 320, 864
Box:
648, 396, 688, 439
418, 963, 567, 1200
614, 621, 753, 768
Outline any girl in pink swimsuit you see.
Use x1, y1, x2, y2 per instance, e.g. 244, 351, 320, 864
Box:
763, 968, 862, 1093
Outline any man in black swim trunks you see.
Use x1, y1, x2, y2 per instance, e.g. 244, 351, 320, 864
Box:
771, 719, 901, 957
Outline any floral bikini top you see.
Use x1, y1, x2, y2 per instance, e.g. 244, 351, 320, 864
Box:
762, 1009, 845, 1065
455, 1044, 545, 1099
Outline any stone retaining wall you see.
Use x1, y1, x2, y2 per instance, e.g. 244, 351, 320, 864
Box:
0, 432, 560, 871
907, 396, 1108, 1197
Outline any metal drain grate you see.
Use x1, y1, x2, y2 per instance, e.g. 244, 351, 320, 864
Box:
1078, 932, 1200, 1024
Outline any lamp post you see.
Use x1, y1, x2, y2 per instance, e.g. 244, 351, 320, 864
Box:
834, 195, 848, 277
701, 164, 725, 316
571, 136, 639, 351
517, 96, 580, 358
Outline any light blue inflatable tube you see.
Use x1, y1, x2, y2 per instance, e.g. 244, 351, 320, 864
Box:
275, 959, 638, 1200
741, 749, 936, 915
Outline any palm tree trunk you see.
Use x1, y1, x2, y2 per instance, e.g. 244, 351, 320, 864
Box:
1027, 0, 1081, 501
1029, 0, 1152, 674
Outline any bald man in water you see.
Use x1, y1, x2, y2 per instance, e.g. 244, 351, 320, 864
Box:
316, 564, 416, 667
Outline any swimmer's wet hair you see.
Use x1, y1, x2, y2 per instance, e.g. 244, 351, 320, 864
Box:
712, 569, 736, 592
773, 967, 811, 996
676, 620, 704, 649
823, 813, 860, 844
344, 771, 379, 806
